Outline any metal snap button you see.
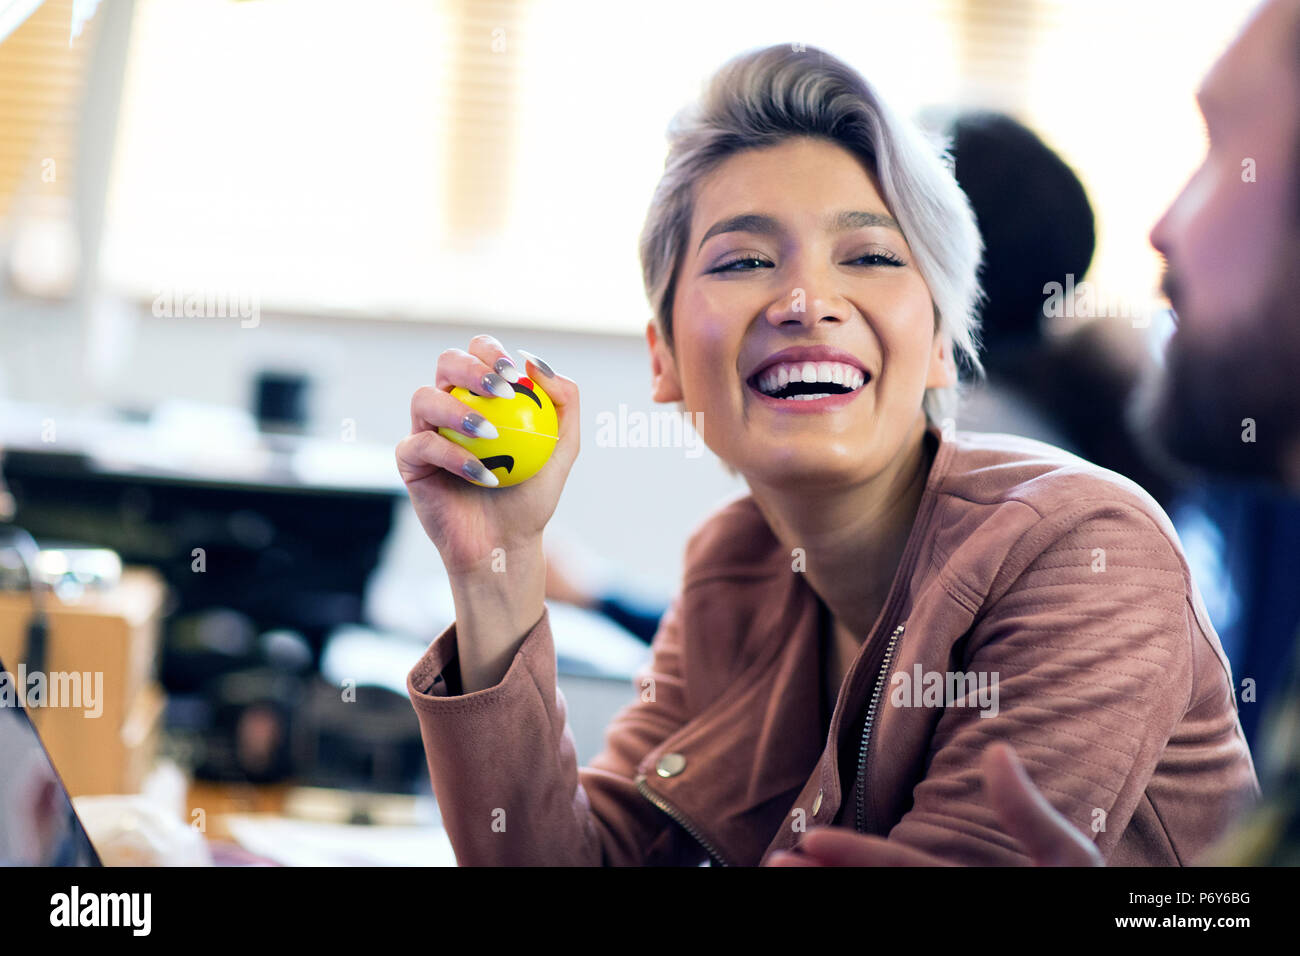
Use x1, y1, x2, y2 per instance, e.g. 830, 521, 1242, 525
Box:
656, 753, 687, 777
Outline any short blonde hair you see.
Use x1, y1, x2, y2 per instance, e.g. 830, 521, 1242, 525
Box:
638, 44, 984, 424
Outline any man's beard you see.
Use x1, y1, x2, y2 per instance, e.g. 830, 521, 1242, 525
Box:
1133, 255, 1300, 488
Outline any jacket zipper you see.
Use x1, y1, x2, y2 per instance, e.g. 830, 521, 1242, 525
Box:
636, 773, 731, 866
854, 622, 906, 833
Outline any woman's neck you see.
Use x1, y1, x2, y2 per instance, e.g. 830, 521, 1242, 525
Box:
746, 415, 935, 645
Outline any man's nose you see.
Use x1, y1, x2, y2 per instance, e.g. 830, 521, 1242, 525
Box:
1149, 197, 1177, 258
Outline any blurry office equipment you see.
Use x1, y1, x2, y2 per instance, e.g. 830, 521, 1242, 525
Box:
0, 553, 167, 798
0, 399, 404, 785
254, 368, 312, 436
2, 542, 123, 601
0, 655, 103, 866
294, 678, 430, 797
0, 401, 403, 663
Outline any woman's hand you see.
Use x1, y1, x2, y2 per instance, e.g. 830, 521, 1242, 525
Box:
766, 743, 1105, 866
396, 335, 580, 692
395, 334, 580, 577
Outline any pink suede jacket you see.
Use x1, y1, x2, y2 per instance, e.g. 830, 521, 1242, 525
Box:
406, 427, 1260, 865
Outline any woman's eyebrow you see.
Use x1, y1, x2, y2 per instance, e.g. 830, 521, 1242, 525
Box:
827, 209, 900, 233
696, 209, 901, 253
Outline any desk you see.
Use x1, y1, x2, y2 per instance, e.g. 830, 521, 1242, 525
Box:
186, 781, 455, 865
187, 781, 291, 842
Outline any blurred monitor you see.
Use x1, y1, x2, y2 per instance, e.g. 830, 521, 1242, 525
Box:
0, 656, 101, 866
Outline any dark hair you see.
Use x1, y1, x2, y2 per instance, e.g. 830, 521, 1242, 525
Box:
944, 111, 1095, 363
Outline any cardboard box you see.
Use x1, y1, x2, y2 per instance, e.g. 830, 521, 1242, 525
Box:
0, 567, 167, 796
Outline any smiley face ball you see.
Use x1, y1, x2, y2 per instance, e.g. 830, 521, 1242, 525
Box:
438, 376, 559, 487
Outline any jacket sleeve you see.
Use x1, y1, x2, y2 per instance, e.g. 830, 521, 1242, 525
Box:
882, 501, 1256, 864
406, 594, 708, 865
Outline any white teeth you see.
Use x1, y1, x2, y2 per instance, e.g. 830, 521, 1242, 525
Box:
752, 360, 869, 396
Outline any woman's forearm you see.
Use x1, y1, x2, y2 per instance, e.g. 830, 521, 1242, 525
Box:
447, 540, 547, 693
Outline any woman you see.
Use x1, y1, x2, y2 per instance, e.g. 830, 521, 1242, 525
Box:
395, 44, 1258, 865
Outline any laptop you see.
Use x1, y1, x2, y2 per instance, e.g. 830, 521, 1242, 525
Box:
0, 655, 102, 866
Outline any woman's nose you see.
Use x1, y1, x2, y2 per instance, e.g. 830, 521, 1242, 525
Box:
765, 271, 852, 328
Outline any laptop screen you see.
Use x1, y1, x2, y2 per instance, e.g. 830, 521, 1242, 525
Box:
0, 657, 101, 866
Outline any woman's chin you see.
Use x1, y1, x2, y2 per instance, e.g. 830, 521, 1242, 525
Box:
734, 447, 869, 488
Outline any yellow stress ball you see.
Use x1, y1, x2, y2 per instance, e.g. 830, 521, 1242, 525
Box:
438, 376, 559, 487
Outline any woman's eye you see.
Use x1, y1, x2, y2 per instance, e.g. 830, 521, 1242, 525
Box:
708, 251, 904, 273
849, 252, 905, 267
709, 256, 772, 273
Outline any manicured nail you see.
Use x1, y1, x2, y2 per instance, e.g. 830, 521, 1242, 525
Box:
462, 458, 499, 486
463, 412, 498, 440
517, 349, 555, 379
481, 371, 516, 399
494, 356, 520, 383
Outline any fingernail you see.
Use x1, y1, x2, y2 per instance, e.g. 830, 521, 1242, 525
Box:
517, 349, 555, 379
463, 412, 498, 440
462, 458, 499, 487
481, 371, 516, 399
494, 356, 520, 383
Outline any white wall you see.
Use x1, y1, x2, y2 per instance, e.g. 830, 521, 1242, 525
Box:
0, 0, 744, 607
0, 296, 746, 603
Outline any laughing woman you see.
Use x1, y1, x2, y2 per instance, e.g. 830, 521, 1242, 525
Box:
395, 45, 1258, 865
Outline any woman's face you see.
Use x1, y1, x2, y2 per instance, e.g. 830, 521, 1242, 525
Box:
648, 135, 953, 487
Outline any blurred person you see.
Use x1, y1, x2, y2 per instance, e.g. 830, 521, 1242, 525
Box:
542, 542, 666, 645
397, 44, 1255, 866
941, 110, 1091, 451
775, 0, 1300, 867
944, 110, 1177, 506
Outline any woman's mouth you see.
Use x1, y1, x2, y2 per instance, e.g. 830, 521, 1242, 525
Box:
745, 360, 870, 411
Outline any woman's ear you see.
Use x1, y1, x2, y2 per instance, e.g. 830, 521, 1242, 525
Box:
926, 332, 958, 389
646, 318, 685, 402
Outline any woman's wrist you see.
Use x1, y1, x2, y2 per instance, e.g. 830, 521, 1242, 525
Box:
448, 539, 547, 693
